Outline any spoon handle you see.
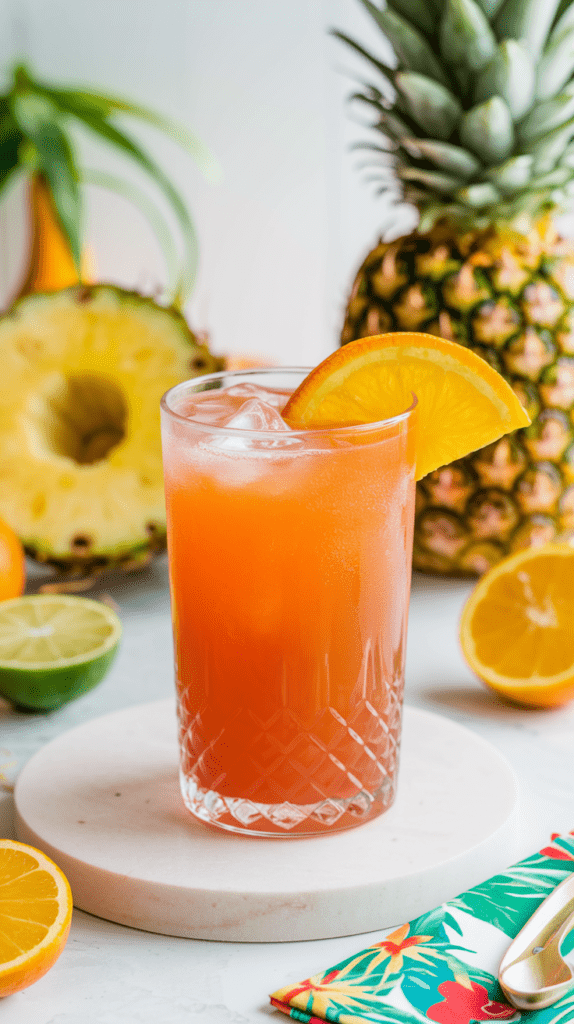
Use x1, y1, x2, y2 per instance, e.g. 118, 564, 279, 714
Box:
499, 875, 574, 1010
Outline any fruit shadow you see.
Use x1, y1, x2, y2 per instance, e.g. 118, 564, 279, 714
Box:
421, 682, 567, 724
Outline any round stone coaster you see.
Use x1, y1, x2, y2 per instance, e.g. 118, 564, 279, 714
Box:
15, 699, 519, 942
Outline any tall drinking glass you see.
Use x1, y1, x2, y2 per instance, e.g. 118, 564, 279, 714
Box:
161, 368, 417, 836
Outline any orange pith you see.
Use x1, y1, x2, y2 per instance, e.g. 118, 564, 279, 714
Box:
0, 839, 73, 996
460, 544, 574, 708
283, 332, 530, 480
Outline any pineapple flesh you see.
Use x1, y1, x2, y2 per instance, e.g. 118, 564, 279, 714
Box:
338, 0, 574, 573
0, 285, 223, 572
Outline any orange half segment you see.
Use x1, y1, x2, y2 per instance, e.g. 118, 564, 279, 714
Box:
460, 544, 574, 708
283, 332, 530, 480
0, 839, 73, 996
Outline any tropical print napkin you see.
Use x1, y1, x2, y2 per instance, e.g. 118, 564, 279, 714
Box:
271, 831, 574, 1024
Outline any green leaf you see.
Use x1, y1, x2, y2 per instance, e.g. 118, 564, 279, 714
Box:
386, 0, 436, 35
0, 165, 25, 202
370, 108, 412, 144
81, 169, 180, 300
9, 91, 82, 269
556, 185, 574, 209
440, 0, 497, 73
417, 202, 451, 232
529, 167, 573, 188
349, 88, 419, 138
358, 168, 396, 186
495, 0, 563, 61
536, 26, 574, 101
560, 141, 574, 168
0, 101, 23, 176
485, 154, 533, 191
394, 71, 462, 139
330, 30, 397, 95
402, 137, 480, 176
34, 81, 220, 183
474, 40, 535, 121
459, 96, 514, 163
351, 141, 395, 153
456, 182, 502, 206
3, 63, 217, 301
12, 62, 220, 185
551, 0, 574, 37
403, 184, 433, 204
66, 108, 199, 302
358, 0, 451, 86
519, 84, 574, 144
473, 0, 506, 15
349, 89, 399, 124
528, 116, 574, 173
399, 166, 465, 192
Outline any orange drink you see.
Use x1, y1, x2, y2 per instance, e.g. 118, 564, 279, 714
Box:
161, 368, 417, 835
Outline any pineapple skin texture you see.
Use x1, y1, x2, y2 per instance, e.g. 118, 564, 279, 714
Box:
341, 217, 574, 575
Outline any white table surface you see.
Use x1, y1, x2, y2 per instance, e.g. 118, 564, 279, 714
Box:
1, 558, 574, 1023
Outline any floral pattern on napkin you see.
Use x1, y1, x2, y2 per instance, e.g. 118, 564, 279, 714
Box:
271, 831, 574, 1024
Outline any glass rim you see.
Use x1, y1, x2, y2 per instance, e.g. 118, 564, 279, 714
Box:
160, 367, 418, 438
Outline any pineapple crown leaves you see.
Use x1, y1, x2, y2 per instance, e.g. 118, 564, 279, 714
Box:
0, 63, 221, 306
334, 0, 574, 231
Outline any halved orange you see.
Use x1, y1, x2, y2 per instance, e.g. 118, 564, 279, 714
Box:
460, 544, 574, 708
0, 839, 73, 996
0, 516, 25, 602
283, 332, 530, 479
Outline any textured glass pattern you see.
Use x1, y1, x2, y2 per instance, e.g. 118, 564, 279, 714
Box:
178, 682, 403, 836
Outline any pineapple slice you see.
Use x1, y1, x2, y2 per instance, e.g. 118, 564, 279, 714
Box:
0, 285, 223, 571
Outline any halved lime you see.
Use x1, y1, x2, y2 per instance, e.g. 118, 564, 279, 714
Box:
0, 595, 122, 711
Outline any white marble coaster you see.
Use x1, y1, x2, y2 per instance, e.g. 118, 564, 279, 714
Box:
15, 699, 519, 942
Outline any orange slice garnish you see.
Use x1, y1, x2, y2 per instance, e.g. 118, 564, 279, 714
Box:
460, 544, 574, 708
283, 332, 530, 479
0, 839, 73, 996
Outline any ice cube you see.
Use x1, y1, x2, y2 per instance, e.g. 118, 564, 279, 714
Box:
225, 382, 267, 399
223, 398, 291, 432
175, 396, 234, 425
225, 382, 289, 411
204, 398, 292, 451
201, 398, 307, 460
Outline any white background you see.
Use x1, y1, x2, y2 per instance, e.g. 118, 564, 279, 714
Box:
0, 0, 417, 366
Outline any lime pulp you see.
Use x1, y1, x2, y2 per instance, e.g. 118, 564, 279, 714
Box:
0, 595, 122, 710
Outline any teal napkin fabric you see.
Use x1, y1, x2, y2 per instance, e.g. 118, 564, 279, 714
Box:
271, 832, 574, 1024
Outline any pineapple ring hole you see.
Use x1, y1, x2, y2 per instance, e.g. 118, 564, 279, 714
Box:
33, 374, 128, 466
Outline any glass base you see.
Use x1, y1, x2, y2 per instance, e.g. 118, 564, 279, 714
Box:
180, 771, 396, 837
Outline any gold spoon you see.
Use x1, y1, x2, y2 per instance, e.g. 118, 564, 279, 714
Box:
499, 874, 574, 1010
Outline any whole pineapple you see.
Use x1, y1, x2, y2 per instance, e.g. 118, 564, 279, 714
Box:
338, 0, 574, 574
